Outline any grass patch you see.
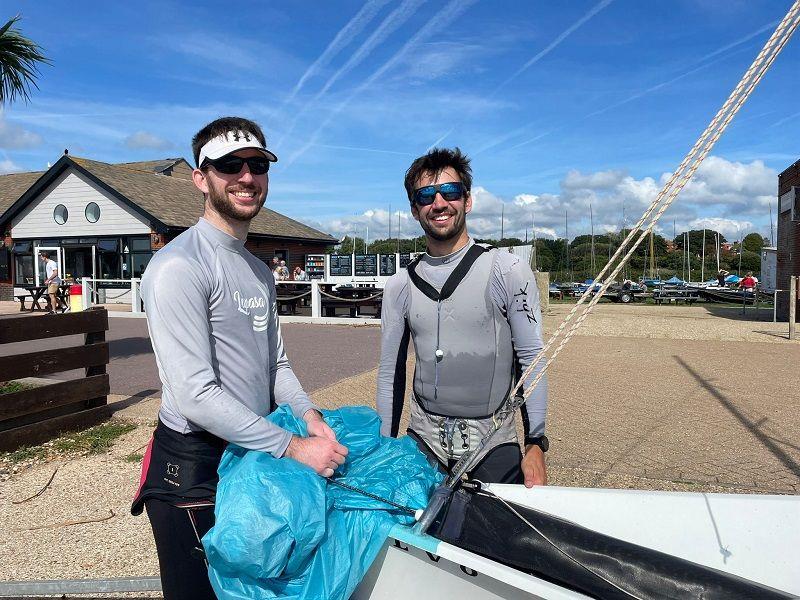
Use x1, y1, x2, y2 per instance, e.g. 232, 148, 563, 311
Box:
3, 445, 48, 463
125, 452, 144, 463
0, 381, 35, 394
53, 421, 137, 455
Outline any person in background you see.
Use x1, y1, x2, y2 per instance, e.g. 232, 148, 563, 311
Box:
293, 266, 309, 281
278, 260, 290, 280
717, 269, 729, 287
40, 251, 62, 314
739, 271, 757, 291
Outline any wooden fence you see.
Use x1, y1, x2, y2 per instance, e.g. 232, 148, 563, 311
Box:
0, 308, 110, 451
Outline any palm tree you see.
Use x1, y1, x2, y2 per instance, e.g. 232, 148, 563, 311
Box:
0, 15, 50, 105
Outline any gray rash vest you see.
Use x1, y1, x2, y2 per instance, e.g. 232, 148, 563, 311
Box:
376, 239, 548, 439
141, 217, 316, 457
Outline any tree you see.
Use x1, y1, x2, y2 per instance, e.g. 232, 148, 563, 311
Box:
742, 232, 765, 253
0, 15, 50, 105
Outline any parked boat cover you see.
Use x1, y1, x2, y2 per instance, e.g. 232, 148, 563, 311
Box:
203, 405, 442, 600
436, 487, 793, 599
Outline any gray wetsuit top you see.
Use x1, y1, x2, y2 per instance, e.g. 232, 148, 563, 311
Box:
376, 239, 547, 459
141, 218, 316, 457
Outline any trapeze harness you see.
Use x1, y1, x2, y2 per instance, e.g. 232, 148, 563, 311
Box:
405, 244, 520, 470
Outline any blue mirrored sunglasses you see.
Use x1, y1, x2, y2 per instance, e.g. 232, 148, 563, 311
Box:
413, 182, 466, 206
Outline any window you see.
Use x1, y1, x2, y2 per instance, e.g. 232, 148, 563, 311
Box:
85, 202, 100, 222
53, 204, 68, 225
125, 236, 153, 277
14, 254, 33, 285
99, 250, 120, 279
98, 239, 119, 252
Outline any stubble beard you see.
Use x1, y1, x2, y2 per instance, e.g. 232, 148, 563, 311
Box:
207, 181, 265, 222
420, 208, 466, 242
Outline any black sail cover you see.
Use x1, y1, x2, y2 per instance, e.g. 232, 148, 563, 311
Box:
433, 487, 793, 600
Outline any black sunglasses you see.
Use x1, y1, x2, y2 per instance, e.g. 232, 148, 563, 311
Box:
413, 182, 466, 206
202, 155, 271, 175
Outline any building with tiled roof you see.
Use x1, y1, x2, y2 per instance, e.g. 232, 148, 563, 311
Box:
0, 153, 336, 299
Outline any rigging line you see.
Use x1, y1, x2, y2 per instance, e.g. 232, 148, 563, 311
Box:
473, 484, 643, 600
509, 0, 800, 404
327, 477, 418, 515
439, 1, 800, 489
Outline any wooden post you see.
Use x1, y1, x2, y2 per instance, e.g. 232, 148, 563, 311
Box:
790, 276, 797, 341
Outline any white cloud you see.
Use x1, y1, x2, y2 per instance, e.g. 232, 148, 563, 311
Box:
0, 118, 43, 149
0, 159, 22, 174
309, 155, 777, 242
124, 131, 173, 150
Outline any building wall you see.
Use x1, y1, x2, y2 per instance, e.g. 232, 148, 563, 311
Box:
776, 159, 800, 321
11, 168, 150, 238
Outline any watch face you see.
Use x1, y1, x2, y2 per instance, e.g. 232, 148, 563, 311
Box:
539, 435, 549, 452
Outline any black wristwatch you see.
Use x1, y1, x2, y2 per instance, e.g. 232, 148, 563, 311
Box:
525, 434, 549, 453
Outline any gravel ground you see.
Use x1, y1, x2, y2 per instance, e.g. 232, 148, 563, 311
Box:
1, 303, 797, 587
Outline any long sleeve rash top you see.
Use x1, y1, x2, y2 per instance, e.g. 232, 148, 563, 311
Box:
376, 240, 548, 438
141, 218, 315, 457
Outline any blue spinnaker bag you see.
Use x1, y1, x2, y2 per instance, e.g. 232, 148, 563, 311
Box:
203, 405, 442, 599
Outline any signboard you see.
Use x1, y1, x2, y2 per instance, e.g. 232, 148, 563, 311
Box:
329, 254, 352, 276
354, 254, 378, 276
399, 253, 412, 268
380, 254, 397, 276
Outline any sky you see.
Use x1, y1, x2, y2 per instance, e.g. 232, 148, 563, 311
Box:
2, 0, 799, 244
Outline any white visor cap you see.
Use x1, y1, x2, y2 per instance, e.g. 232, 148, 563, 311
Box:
197, 129, 278, 167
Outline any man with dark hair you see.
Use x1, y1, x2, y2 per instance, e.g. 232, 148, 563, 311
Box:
377, 147, 548, 487
133, 116, 347, 600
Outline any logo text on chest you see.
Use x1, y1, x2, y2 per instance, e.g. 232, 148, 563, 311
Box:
233, 290, 266, 315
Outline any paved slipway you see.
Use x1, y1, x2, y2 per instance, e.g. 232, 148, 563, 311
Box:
0, 305, 798, 585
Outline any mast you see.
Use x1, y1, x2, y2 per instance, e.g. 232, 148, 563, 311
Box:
649, 230, 655, 279
770, 200, 775, 246
397, 211, 401, 254
687, 231, 692, 282
716, 232, 720, 272
682, 232, 686, 281
500, 204, 505, 242
565, 209, 570, 280
531, 210, 537, 271
701, 228, 706, 281
590, 201, 596, 277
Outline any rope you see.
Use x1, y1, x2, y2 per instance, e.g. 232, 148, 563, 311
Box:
439, 1, 800, 489
327, 478, 417, 515
276, 290, 312, 301
318, 289, 384, 303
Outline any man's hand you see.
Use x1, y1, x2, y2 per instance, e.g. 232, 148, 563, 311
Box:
284, 435, 348, 478
303, 409, 337, 442
521, 445, 547, 488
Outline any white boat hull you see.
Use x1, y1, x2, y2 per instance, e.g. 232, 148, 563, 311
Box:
353, 485, 800, 599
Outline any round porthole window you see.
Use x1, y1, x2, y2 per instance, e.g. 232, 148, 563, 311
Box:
53, 204, 68, 225
85, 202, 100, 223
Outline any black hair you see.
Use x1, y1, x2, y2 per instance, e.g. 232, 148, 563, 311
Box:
191, 116, 267, 166
40, 250, 49, 258
404, 147, 472, 203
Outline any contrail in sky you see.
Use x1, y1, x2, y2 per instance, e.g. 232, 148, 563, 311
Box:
278, 0, 426, 147
284, 0, 392, 108
284, 0, 479, 168
505, 18, 775, 152
494, 0, 614, 94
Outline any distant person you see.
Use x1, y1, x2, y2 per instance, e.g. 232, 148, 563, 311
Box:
717, 269, 728, 287
739, 271, 757, 291
278, 260, 290, 280
377, 147, 549, 489
293, 266, 309, 281
40, 251, 61, 314
133, 116, 346, 600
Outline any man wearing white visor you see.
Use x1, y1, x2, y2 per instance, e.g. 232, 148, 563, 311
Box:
132, 117, 348, 600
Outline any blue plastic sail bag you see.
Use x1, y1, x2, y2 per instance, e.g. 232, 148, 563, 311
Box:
203, 405, 442, 599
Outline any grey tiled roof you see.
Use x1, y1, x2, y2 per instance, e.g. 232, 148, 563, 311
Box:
0, 156, 335, 243
0, 170, 44, 216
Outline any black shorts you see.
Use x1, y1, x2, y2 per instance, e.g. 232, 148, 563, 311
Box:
407, 428, 523, 484
131, 420, 226, 600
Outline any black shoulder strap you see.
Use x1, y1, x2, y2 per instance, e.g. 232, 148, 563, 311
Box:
406, 244, 490, 302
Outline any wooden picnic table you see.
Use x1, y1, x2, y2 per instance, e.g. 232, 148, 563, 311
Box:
16, 284, 71, 313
